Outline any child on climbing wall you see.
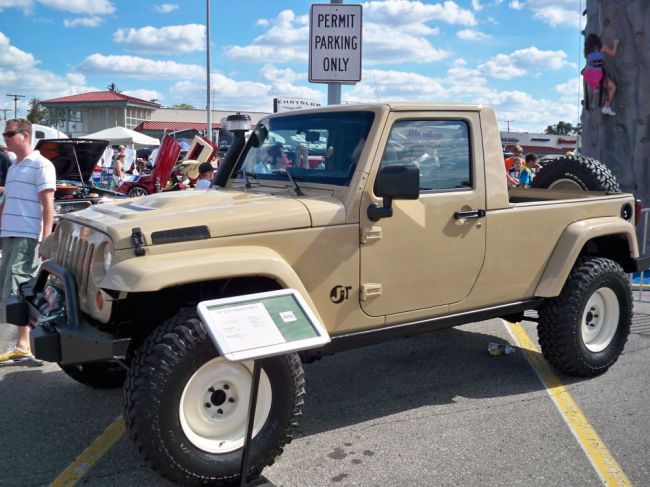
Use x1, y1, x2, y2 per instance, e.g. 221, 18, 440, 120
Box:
583, 33, 619, 116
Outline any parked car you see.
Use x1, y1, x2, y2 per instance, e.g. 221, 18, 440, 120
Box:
35, 138, 125, 223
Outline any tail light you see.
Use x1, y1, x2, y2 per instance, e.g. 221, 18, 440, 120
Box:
635, 199, 643, 226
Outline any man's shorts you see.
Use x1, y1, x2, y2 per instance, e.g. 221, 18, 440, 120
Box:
0, 237, 40, 302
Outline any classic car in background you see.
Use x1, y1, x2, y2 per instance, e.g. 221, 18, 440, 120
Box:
115, 134, 217, 197
35, 138, 126, 223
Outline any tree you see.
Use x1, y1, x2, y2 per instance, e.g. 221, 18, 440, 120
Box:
172, 103, 195, 109
545, 121, 582, 136
581, 1, 649, 206
26, 98, 47, 124
107, 82, 120, 93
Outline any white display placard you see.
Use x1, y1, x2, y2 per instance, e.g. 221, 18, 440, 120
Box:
197, 289, 330, 362
309, 3, 362, 83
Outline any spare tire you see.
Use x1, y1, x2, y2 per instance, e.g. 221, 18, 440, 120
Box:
531, 155, 620, 192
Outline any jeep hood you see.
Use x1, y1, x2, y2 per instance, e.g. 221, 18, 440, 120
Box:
67, 189, 345, 249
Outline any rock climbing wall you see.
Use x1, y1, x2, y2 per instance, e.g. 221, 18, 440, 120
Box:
581, 1, 650, 206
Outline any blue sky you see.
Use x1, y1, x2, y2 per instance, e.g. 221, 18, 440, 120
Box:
0, 0, 586, 132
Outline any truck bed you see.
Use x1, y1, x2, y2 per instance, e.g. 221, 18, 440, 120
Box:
508, 187, 613, 204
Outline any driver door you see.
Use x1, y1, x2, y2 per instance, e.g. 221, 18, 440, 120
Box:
359, 113, 486, 317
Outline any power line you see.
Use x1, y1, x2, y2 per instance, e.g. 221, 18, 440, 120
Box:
6, 93, 25, 118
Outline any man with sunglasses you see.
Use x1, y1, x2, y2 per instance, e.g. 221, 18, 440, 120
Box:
0, 118, 55, 364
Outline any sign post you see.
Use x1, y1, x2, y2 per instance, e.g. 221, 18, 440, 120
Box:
197, 289, 330, 486
309, 2, 362, 105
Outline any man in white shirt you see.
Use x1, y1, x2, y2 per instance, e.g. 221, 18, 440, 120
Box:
0, 118, 55, 364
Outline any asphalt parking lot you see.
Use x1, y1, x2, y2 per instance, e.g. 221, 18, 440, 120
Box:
1, 310, 649, 486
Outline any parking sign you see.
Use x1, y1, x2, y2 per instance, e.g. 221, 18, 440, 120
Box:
309, 3, 362, 83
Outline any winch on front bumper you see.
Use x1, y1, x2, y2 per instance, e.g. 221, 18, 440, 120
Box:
7, 259, 129, 365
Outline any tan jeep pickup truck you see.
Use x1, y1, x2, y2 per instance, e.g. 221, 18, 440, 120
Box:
12, 103, 649, 485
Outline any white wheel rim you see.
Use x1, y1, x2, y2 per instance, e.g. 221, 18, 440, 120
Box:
179, 357, 272, 453
581, 287, 619, 353
548, 178, 584, 191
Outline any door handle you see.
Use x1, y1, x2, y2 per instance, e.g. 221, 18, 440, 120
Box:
453, 209, 486, 220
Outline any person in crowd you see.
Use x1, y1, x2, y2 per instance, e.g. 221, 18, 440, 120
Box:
267, 143, 291, 170
525, 153, 540, 174
518, 153, 538, 188
0, 144, 11, 198
583, 33, 619, 116
505, 145, 523, 171
113, 153, 125, 187
507, 156, 523, 187
195, 162, 214, 189
0, 119, 55, 364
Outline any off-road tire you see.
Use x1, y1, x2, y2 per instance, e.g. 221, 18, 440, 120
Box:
59, 361, 127, 389
124, 309, 305, 486
531, 155, 620, 192
537, 257, 631, 377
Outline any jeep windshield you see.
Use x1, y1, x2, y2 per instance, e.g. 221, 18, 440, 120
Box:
234, 111, 374, 186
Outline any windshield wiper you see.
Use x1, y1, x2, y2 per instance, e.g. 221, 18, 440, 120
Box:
273, 169, 304, 196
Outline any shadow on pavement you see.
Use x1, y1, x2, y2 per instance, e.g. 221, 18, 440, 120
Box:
296, 324, 576, 438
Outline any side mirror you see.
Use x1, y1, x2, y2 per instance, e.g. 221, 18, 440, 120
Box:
368, 163, 420, 221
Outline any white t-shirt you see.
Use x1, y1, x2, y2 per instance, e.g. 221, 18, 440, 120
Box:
195, 178, 211, 189
1, 150, 56, 241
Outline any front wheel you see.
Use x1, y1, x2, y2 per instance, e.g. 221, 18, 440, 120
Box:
124, 310, 305, 486
537, 257, 632, 377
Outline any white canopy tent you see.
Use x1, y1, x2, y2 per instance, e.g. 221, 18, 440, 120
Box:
80, 127, 160, 147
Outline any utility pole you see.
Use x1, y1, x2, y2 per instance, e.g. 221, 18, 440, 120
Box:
0, 108, 10, 121
505, 119, 514, 132
6, 93, 25, 118
206, 0, 212, 142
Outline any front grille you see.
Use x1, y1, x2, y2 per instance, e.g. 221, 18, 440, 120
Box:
54, 230, 95, 294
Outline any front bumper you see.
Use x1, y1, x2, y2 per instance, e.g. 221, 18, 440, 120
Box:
8, 260, 129, 365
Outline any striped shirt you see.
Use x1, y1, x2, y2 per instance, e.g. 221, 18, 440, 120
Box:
1, 150, 56, 241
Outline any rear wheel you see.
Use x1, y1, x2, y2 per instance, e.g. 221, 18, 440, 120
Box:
124, 309, 305, 486
531, 155, 620, 192
537, 257, 631, 376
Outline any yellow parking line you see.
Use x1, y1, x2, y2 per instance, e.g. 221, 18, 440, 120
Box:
49, 416, 125, 487
507, 321, 632, 487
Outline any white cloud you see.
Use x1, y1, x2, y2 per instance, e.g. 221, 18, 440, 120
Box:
457, 29, 491, 40
227, 7, 450, 66
471, 0, 483, 10
0, 32, 38, 67
479, 46, 573, 79
509, 0, 582, 28
347, 68, 446, 102
63, 16, 103, 27
363, 0, 477, 26
0, 35, 93, 115
37, 0, 115, 15
154, 3, 178, 14
363, 23, 449, 64
555, 76, 581, 103
114, 24, 206, 54
77, 54, 205, 80
122, 89, 163, 103
0, 0, 32, 14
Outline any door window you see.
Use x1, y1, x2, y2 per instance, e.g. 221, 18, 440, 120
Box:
379, 120, 471, 191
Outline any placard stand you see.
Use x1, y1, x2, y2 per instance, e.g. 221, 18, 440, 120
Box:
240, 360, 261, 487
197, 289, 331, 487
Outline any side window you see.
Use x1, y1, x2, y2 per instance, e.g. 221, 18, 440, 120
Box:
379, 120, 471, 191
